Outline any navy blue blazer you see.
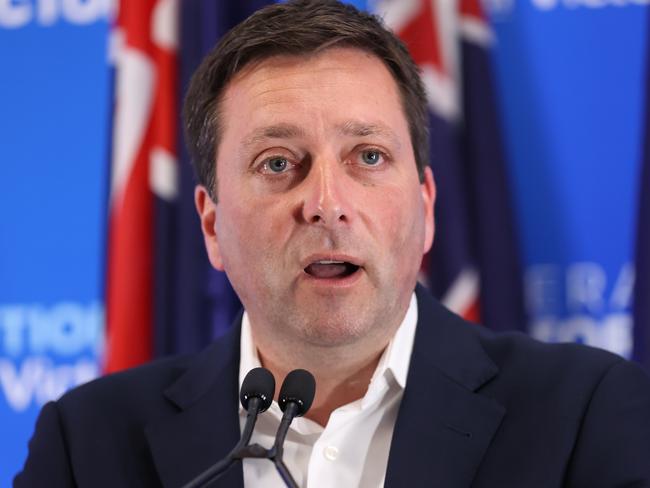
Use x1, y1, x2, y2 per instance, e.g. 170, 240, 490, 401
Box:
15, 287, 650, 487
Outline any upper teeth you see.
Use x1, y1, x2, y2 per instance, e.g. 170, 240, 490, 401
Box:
317, 260, 345, 264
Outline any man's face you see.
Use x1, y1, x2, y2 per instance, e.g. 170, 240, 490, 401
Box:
196, 47, 435, 351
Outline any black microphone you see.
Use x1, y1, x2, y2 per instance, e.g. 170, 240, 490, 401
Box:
278, 368, 316, 418
239, 367, 275, 447
269, 369, 316, 488
182, 367, 275, 488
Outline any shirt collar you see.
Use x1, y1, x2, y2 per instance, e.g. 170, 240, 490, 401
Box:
238, 292, 418, 411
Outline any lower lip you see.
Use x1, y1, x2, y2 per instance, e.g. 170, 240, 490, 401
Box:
299, 268, 364, 289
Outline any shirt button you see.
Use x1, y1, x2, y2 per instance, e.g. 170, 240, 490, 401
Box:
324, 445, 339, 461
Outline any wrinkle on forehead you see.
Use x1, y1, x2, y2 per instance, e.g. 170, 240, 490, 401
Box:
242, 123, 307, 150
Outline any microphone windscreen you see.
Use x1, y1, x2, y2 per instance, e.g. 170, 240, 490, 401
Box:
240, 367, 275, 412
278, 369, 316, 416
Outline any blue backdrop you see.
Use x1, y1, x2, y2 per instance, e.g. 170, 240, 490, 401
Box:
487, 1, 647, 358
0, 2, 112, 484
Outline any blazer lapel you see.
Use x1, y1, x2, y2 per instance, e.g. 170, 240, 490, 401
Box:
145, 322, 245, 488
385, 287, 506, 488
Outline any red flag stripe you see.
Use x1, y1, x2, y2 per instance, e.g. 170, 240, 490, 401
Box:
459, 0, 485, 21
398, 0, 446, 76
105, 0, 177, 373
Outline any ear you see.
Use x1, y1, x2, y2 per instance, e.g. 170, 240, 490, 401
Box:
194, 185, 225, 271
420, 167, 436, 254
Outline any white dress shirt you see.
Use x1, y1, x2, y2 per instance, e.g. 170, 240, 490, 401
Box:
238, 293, 418, 488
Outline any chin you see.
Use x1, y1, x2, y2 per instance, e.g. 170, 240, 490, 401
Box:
294, 312, 377, 348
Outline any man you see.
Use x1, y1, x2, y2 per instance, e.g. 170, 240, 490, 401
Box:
16, 1, 650, 487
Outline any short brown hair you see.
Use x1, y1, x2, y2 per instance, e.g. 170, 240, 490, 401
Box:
183, 0, 429, 198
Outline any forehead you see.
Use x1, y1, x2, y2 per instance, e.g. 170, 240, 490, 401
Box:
217, 47, 409, 143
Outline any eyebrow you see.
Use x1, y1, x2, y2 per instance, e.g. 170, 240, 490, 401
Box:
240, 120, 401, 149
242, 123, 306, 149
337, 120, 401, 148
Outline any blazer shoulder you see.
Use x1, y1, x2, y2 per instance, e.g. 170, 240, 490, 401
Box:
470, 324, 650, 413
15, 353, 198, 487
56, 353, 195, 419
474, 325, 627, 376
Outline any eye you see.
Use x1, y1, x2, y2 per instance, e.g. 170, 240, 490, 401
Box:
262, 156, 291, 174
360, 149, 385, 166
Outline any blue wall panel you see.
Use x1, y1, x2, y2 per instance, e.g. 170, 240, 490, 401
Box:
0, 2, 112, 483
487, 1, 647, 357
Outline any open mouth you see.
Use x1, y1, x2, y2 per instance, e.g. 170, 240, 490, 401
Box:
304, 260, 361, 279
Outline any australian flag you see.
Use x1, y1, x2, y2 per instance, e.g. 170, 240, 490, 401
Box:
375, 0, 525, 331
152, 1, 273, 358
106, 0, 179, 372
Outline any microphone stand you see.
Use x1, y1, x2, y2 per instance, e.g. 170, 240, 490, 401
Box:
268, 402, 300, 487
232, 402, 300, 488
182, 397, 265, 488
182, 399, 300, 488
183, 367, 314, 488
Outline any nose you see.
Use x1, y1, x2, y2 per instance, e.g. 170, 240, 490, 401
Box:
300, 157, 352, 226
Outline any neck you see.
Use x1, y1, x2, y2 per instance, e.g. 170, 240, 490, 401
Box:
258, 344, 386, 426
245, 292, 412, 426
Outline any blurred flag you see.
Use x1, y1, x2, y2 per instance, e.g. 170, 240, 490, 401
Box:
374, 0, 525, 330
153, 1, 271, 358
106, 0, 178, 372
633, 23, 650, 368
457, 0, 525, 331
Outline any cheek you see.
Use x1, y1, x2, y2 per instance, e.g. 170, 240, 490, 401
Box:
217, 197, 289, 268
215, 202, 254, 262
375, 190, 424, 250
